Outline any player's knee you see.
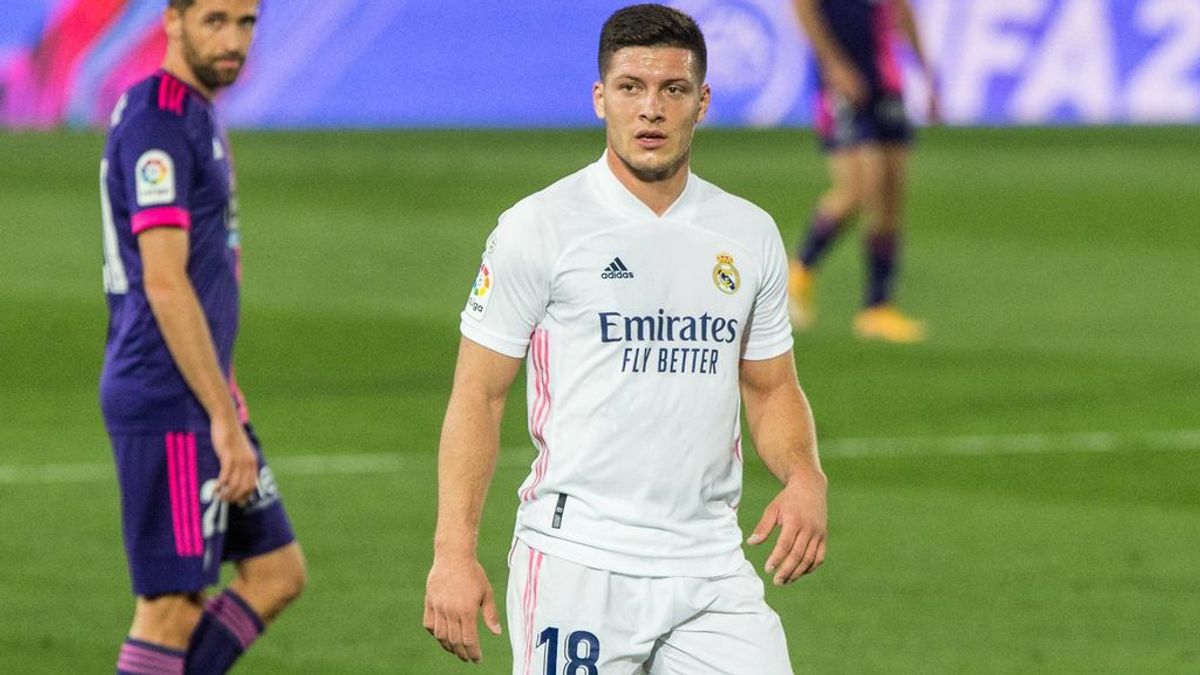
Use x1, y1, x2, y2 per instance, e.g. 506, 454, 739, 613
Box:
264, 567, 305, 614
251, 551, 307, 609
133, 593, 204, 644
137, 592, 204, 621
279, 556, 308, 605
878, 208, 902, 232
823, 188, 861, 220
865, 214, 899, 237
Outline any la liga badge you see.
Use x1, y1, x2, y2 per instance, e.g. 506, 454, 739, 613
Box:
135, 149, 175, 206
465, 257, 494, 319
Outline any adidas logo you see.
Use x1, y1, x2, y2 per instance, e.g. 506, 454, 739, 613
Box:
601, 257, 634, 279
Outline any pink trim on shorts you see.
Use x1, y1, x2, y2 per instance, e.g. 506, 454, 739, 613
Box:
521, 547, 545, 675
132, 206, 191, 234
166, 433, 185, 556
166, 432, 202, 557
184, 432, 202, 556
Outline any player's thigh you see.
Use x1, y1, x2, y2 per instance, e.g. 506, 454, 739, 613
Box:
506, 540, 658, 675
647, 564, 792, 675
111, 431, 224, 596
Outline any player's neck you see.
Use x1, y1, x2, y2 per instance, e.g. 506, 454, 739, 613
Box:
606, 149, 689, 217
160, 55, 215, 101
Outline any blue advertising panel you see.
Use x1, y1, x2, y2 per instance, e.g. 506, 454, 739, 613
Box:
1, 0, 1197, 128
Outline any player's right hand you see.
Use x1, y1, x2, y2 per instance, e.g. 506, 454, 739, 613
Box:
210, 416, 259, 504
825, 60, 868, 108
424, 554, 502, 663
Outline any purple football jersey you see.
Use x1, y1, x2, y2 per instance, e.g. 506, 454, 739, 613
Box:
99, 70, 248, 434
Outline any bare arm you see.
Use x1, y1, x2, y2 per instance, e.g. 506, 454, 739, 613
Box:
740, 352, 827, 585
140, 227, 257, 503
792, 0, 868, 106
432, 337, 521, 557
425, 337, 523, 663
894, 0, 930, 74
894, 0, 941, 122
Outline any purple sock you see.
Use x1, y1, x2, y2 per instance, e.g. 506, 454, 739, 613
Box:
865, 230, 899, 307
185, 589, 264, 675
798, 212, 843, 267
117, 638, 184, 675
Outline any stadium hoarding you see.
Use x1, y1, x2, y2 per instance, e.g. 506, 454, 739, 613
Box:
1, 0, 1197, 128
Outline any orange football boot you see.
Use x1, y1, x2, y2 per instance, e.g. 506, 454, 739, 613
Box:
853, 304, 926, 343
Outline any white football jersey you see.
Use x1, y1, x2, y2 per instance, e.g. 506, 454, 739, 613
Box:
461, 154, 794, 577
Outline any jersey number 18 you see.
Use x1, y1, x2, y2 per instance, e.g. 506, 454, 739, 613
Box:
537, 626, 600, 675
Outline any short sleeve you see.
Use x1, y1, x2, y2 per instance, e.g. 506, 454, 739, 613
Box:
459, 208, 551, 358
117, 112, 194, 235
741, 223, 795, 361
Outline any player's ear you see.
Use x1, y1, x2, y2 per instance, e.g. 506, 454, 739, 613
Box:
695, 83, 711, 124
163, 7, 184, 41
592, 81, 606, 120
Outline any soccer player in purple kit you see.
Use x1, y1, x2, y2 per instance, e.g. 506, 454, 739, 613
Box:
787, 0, 938, 343
99, 1, 305, 673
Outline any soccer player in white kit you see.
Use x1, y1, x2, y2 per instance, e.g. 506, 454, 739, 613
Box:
424, 5, 828, 673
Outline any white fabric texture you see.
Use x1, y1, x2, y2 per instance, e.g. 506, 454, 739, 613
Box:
463, 154, 794, 577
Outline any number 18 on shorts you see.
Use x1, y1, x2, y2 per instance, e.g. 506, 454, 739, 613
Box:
506, 540, 793, 675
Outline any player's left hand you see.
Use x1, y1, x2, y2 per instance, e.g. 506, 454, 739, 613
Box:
747, 469, 827, 585
211, 416, 259, 504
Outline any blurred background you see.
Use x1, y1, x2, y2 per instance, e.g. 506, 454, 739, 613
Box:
5, 0, 1200, 128
1, 0, 1197, 673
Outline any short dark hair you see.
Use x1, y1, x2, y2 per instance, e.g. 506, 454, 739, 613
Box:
598, 4, 707, 80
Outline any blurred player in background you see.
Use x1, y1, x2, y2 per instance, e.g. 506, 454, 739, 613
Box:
788, 0, 938, 342
99, 1, 305, 672
424, 4, 826, 673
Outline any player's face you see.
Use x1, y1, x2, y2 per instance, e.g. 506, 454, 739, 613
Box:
169, 0, 259, 92
593, 47, 710, 182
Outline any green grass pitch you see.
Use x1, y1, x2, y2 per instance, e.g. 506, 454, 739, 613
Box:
0, 126, 1197, 673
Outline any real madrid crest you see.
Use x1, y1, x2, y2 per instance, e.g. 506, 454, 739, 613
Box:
712, 253, 740, 295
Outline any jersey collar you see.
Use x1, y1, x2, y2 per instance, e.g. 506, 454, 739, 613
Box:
590, 151, 698, 220
157, 68, 213, 106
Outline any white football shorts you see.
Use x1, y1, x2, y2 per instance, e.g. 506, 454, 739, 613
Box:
506, 538, 793, 675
